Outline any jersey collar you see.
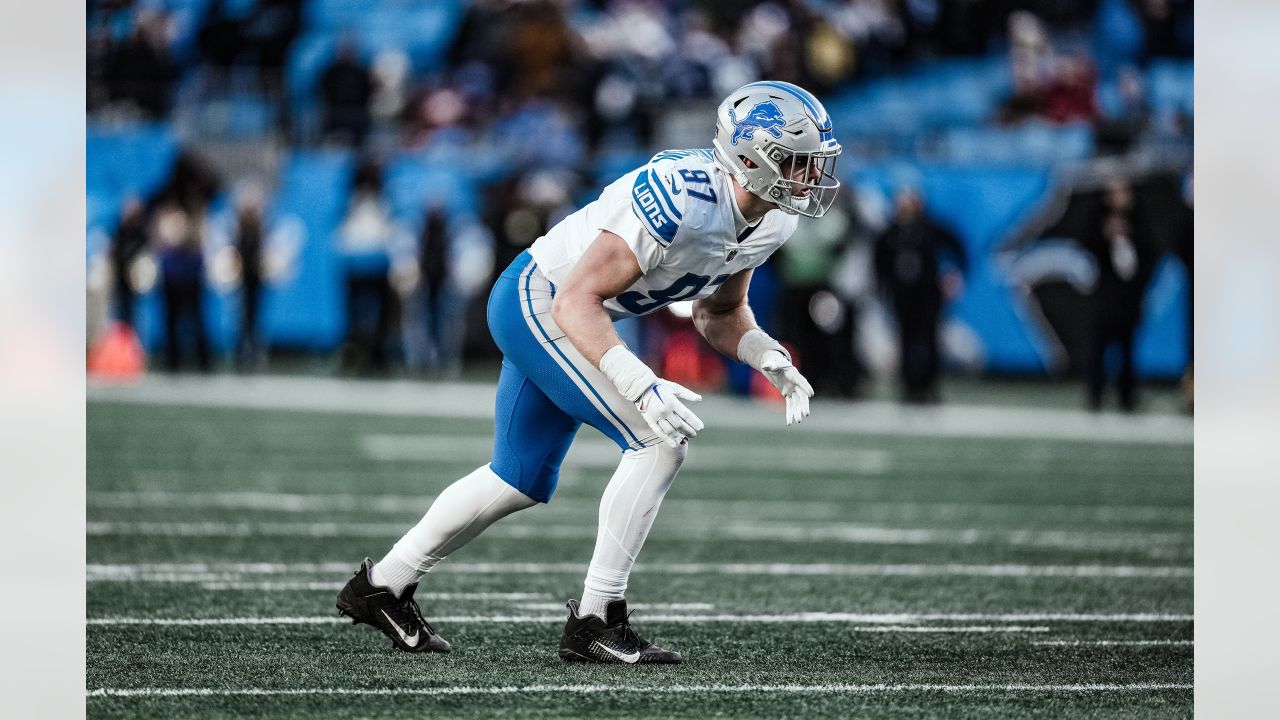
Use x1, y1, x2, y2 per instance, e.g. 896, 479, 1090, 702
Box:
726, 181, 766, 262
729, 185, 756, 236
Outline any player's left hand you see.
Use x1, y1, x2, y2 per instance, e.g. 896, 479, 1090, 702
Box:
759, 352, 814, 426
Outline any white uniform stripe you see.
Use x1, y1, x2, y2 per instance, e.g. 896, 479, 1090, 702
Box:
515, 262, 649, 449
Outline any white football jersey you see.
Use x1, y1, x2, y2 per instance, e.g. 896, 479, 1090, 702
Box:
528, 148, 799, 320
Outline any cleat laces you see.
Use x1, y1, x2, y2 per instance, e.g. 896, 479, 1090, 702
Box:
386, 595, 436, 637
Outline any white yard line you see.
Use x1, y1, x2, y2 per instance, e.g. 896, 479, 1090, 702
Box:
86, 682, 1193, 698
88, 491, 431, 514
1032, 640, 1193, 647
512, 602, 715, 612
87, 374, 1193, 445
86, 613, 1191, 626
853, 625, 1052, 633
84, 521, 1189, 552
86, 561, 1193, 581
194, 583, 546, 598
85, 490, 1193, 524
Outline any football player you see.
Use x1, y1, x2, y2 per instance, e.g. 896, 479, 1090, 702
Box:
338, 81, 840, 663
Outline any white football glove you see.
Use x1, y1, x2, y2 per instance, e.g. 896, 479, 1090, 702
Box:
635, 380, 705, 447
759, 352, 814, 426
599, 345, 705, 447
738, 329, 815, 426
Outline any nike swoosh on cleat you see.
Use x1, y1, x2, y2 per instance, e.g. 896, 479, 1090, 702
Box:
380, 610, 420, 648
594, 641, 640, 664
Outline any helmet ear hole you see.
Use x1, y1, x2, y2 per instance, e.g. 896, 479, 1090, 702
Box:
740, 156, 759, 170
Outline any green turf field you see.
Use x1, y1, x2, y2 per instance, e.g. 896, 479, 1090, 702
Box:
87, 377, 1192, 718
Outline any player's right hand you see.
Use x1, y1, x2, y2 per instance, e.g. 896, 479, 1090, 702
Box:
635, 380, 705, 447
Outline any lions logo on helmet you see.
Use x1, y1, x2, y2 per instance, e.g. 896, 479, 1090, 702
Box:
712, 81, 843, 218
728, 101, 787, 145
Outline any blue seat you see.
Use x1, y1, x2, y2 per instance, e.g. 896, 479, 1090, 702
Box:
265, 150, 357, 349
1149, 60, 1194, 113
86, 122, 180, 231
383, 154, 482, 222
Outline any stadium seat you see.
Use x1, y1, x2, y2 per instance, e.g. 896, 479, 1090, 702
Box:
86, 122, 180, 232
265, 149, 357, 349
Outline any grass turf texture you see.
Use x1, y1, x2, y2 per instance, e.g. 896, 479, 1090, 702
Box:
87, 395, 1192, 719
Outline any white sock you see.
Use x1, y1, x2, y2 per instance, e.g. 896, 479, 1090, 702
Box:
371, 464, 537, 597
579, 442, 686, 620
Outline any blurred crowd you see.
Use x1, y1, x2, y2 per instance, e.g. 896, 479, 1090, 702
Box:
87, 0, 1194, 410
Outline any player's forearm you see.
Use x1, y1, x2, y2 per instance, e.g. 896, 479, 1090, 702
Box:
692, 301, 758, 360
551, 290, 626, 367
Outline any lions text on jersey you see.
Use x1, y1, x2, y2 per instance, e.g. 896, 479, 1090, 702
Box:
529, 149, 799, 319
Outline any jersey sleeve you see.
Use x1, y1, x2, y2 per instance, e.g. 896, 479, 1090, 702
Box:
628, 165, 687, 250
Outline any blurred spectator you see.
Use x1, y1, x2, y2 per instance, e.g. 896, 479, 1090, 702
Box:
826, 0, 907, 79
109, 197, 149, 330
1095, 66, 1152, 154
197, 0, 301, 98
500, 0, 582, 102
336, 160, 396, 374
104, 11, 179, 119
196, 0, 243, 87
448, 0, 506, 70
1083, 180, 1156, 412
1138, 0, 1194, 62
155, 150, 223, 217
321, 37, 374, 147
1007, 11, 1053, 101
153, 203, 212, 372
486, 168, 576, 282
403, 86, 470, 149
86, 16, 115, 113
399, 202, 480, 376
1002, 30, 1100, 127
146, 148, 221, 372
773, 196, 866, 398
1040, 55, 1099, 124
934, 0, 996, 56
874, 189, 968, 404
241, 0, 302, 95
370, 50, 412, 125
663, 9, 728, 100
233, 187, 267, 370
418, 204, 452, 372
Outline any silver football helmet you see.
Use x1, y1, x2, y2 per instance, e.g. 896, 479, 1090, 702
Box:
711, 81, 842, 218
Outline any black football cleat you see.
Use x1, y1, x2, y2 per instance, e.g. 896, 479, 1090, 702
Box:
559, 598, 682, 664
336, 558, 451, 653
